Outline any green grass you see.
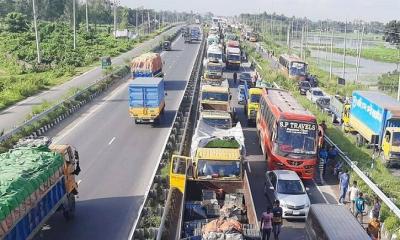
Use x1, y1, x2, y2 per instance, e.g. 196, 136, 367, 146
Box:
310, 44, 400, 63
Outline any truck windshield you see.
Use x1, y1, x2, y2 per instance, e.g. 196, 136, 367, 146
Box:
207, 64, 223, 72
276, 121, 317, 155
392, 132, 400, 147
197, 160, 241, 179
277, 179, 305, 195
208, 53, 222, 60
289, 62, 306, 76
202, 92, 229, 101
227, 54, 241, 61
250, 94, 261, 103
203, 118, 232, 129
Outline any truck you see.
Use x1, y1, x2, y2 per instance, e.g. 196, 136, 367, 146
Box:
128, 77, 165, 124
130, 52, 163, 78
169, 121, 260, 239
225, 47, 241, 70
305, 204, 370, 240
191, 27, 201, 41
205, 43, 224, 65
184, 31, 191, 43
329, 95, 351, 125
0, 137, 81, 240
347, 91, 400, 166
244, 87, 263, 125
203, 59, 224, 83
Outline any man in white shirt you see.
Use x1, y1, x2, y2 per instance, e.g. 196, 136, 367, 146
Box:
348, 180, 360, 214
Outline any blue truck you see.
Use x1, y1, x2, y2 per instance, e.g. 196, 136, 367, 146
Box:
128, 77, 166, 124
348, 91, 400, 165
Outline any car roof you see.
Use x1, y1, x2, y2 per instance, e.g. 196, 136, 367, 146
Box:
271, 170, 301, 181
310, 87, 322, 91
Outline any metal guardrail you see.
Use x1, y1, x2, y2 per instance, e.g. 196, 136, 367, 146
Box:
0, 26, 181, 144
249, 46, 400, 220
130, 34, 206, 240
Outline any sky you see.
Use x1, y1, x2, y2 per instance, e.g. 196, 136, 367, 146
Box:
120, 0, 399, 23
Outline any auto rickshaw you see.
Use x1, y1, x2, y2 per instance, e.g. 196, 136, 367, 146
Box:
163, 41, 171, 51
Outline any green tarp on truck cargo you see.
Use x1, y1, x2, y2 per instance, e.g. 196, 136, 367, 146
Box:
0, 146, 63, 222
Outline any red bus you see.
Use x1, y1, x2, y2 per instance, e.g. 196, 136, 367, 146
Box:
257, 88, 318, 179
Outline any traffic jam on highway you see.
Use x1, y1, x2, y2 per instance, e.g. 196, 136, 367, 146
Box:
0, 18, 396, 240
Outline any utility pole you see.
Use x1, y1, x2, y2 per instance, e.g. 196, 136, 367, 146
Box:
73, 0, 76, 49
113, 0, 117, 38
300, 25, 304, 59
329, 27, 334, 81
396, 46, 400, 101
141, 11, 144, 35
32, 0, 41, 63
317, 24, 322, 65
355, 25, 365, 83
286, 23, 291, 49
135, 9, 138, 35
342, 20, 347, 79
85, 0, 89, 32
147, 11, 150, 33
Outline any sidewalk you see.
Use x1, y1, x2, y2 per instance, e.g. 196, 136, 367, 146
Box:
0, 25, 180, 133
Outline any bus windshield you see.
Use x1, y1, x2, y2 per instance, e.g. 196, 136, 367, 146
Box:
227, 54, 241, 61
197, 160, 241, 179
202, 92, 229, 101
290, 61, 306, 76
276, 121, 317, 155
202, 118, 232, 129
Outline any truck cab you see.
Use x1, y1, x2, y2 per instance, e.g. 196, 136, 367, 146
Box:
382, 128, 400, 166
200, 84, 231, 112
245, 87, 262, 123
203, 59, 224, 82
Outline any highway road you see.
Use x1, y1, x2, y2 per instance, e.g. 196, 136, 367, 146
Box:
0, 25, 181, 133
225, 62, 339, 240
34, 35, 201, 240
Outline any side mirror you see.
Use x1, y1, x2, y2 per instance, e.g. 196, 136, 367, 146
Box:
74, 150, 79, 160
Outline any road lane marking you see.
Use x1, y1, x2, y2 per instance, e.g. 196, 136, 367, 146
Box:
247, 161, 252, 173
108, 137, 116, 145
312, 179, 330, 204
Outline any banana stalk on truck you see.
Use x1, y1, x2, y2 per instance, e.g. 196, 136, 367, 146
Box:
0, 137, 81, 240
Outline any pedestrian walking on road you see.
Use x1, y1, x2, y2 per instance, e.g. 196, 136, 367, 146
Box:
348, 180, 360, 214
260, 207, 273, 240
272, 200, 283, 240
372, 197, 381, 219
367, 216, 381, 240
319, 147, 328, 176
355, 192, 367, 224
233, 72, 238, 85
338, 169, 350, 204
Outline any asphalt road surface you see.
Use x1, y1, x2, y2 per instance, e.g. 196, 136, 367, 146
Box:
225, 62, 339, 240
0, 25, 181, 133
34, 35, 201, 240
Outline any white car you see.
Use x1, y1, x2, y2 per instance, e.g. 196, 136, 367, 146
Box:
306, 87, 324, 103
264, 170, 310, 219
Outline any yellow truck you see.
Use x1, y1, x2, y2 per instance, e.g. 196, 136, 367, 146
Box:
168, 122, 259, 239
203, 59, 224, 83
244, 87, 262, 124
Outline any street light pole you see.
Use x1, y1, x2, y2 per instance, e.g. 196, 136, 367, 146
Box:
73, 0, 76, 49
32, 0, 41, 63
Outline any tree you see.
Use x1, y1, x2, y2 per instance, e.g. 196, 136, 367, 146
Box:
4, 12, 29, 32
119, 7, 129, 29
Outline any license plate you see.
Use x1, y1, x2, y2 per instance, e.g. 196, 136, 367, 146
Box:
293, 211, 300, 215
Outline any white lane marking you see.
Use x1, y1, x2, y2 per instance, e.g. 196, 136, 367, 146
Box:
312, 179, 330, 204
77, 180, 82, 185
247, 161, 252, 173
53, 80, 130, 144
108, 137, 116, 145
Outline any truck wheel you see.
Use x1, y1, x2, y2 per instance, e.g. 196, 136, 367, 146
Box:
63, 194, 76, 220
331, 114, 336, 124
